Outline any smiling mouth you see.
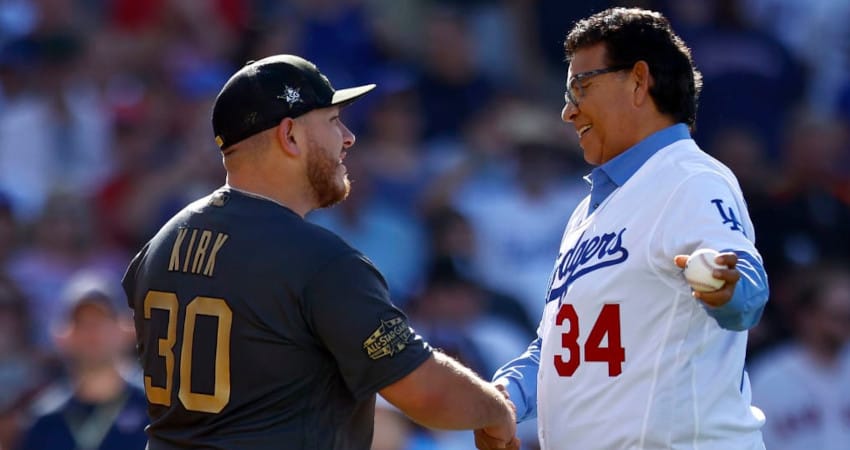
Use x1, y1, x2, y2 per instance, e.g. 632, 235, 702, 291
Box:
578, 124, 592, 138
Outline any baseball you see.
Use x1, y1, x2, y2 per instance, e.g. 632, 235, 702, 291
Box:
683, 248, 726, 292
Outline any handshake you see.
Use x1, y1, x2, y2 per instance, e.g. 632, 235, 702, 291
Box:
474, 383, 522, 450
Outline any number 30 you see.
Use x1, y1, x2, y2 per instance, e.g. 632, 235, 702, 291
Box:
143, 291, 232, 413
553, 303, 625, 377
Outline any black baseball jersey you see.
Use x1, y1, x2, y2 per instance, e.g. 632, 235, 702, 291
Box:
122, 187, 432, 450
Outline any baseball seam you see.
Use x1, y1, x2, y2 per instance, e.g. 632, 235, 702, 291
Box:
687, 251, 724, 291
697, 252, 719, 271
686, 278, 722, 292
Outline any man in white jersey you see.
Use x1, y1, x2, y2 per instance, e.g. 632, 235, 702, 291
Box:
474, 7, 770, 450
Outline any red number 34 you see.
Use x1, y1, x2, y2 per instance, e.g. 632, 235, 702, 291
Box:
554, 303, 625, 377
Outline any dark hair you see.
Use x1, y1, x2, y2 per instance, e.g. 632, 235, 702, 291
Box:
564, 8, 703, 128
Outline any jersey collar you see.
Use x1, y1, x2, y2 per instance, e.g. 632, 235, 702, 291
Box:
585, 123, 691, 214
225, 184, 292, 210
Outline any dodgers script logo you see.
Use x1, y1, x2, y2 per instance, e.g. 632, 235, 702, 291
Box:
547, 228, 629, 303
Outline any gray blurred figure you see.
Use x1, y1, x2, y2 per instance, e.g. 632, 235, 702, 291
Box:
18, 271, 148, 450
750, 263, 850, 450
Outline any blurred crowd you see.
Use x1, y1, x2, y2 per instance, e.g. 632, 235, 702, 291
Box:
0, 0, 849, 449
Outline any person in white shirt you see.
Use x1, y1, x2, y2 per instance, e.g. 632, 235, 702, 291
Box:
475, 7, 770, 450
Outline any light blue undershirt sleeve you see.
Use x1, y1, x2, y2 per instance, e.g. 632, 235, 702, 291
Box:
703, 250, 769, 331
492, 337, 541, 423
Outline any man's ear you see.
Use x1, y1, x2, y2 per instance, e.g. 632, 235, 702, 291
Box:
276, 117, 301, 156
631, 60, 653, 106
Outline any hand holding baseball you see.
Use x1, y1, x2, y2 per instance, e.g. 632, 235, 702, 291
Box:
674, 250, 740, 307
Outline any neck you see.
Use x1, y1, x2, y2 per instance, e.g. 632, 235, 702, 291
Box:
632, 114, 677, 145
74, 364, 126, 403
226, 174, 314, 217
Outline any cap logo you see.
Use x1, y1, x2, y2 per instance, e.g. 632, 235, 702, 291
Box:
278, 86, 302, 107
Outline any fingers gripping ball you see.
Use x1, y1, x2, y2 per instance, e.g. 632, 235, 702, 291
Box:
683, 248, 726, 292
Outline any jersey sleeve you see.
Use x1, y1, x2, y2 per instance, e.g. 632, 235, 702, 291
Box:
301, 252, 432, 401
492, 336, 541, 422
652, 170, 769, 330
653, 170, 757, 258
121, 243, 148, 311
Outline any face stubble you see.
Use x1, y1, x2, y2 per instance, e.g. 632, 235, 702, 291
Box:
306, 136, 350, 208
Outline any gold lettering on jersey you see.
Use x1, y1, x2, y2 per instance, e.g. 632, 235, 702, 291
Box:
191, 230, 213, 274
203, 233, 229, 277
169, 228, 189, 271
168, 228, 230, 277
182, 229, 198, 273
363, 317, 412, 360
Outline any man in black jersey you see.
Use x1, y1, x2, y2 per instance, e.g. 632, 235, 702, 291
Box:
122, 54, 518, 450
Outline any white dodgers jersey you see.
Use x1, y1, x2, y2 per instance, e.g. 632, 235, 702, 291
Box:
537, 139, 765, 449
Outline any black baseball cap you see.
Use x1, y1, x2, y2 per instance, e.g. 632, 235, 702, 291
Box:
212, 54, 376, 150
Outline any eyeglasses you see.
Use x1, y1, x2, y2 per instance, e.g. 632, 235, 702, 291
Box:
564, 64, 634, 107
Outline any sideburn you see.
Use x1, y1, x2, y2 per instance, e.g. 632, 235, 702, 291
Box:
305, 138, 350, 208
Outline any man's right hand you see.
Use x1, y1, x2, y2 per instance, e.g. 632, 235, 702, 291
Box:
475, 382, 519, 449
474, 428, 521, 450
494, 383, 510, 401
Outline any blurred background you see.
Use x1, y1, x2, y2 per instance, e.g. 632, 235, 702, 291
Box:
0, 0, 848, 449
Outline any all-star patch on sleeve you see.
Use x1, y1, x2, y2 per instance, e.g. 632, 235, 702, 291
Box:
301, 252, 432, 400
363, 316, 414, 360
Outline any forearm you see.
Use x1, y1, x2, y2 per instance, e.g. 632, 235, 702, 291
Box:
380, 351, 514, 430
706, 250, 769, 331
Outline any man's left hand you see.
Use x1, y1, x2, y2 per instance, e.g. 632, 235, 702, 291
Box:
674, 252, 739, 307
